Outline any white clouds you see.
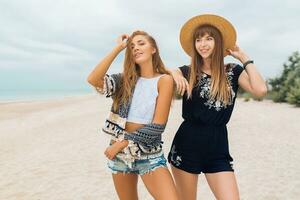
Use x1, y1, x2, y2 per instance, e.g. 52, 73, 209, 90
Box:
0, 0, 299, 90
0, 37, 95, 71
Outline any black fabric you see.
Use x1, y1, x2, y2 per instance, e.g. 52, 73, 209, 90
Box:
168, 63, 244, 174
178, 64, 243, 125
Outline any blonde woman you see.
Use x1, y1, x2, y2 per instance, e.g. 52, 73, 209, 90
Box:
87, 31, 178, 200
168, 14, 267, 200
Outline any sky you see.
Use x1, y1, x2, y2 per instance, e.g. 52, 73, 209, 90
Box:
0, 0, 299, 91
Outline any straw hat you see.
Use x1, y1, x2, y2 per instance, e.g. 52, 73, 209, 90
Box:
179, 14, 236, 57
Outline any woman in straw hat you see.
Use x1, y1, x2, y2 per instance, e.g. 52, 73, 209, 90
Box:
87, 31, 178, 200
167, 14, 267, 199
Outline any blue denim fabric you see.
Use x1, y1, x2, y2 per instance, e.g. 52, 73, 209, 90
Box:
107, 154, 167, 175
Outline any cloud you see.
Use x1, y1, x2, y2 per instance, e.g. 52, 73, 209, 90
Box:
0, 0, 299, 90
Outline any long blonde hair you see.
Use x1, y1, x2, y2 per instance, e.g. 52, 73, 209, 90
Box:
113, 30, 170, 111
188, 25, 232, 106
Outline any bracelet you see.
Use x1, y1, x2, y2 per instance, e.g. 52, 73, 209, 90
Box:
243, 60, 254, 69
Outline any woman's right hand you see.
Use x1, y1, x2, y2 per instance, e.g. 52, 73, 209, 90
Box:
172, 69, 189, 96
116, 34, 129, 50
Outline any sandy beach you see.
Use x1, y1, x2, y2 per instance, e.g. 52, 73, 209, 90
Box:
0, 94, 299, 200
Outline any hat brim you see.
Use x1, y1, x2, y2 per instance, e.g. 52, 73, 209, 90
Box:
180, 14, 236, 57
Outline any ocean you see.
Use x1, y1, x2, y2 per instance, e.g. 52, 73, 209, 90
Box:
0, 89, 93, 102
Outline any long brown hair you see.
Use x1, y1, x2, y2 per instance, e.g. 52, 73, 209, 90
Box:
188, 24, 232, 106
113, 30, 170, 111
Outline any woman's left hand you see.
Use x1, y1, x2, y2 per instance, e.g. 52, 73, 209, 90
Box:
227, 45, 250, 63
104, 145, 120, 160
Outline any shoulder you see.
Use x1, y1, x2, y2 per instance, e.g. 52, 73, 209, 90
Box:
158, 74, 174, 92
226, 63, 244, 74
225, 63, 245, 84
159, 74, 173, 83
111, 72, 123, 79
179, 65, 190, 71
110, 73, 123, 84
178, 65, 190, 78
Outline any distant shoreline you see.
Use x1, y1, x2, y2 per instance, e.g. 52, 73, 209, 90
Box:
0, 90, 94, 103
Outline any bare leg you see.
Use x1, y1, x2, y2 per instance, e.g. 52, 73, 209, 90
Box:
141, 166, 178, 200
205, 172, 239, 200
171, 165, 198, 200
112, 173, 139, 200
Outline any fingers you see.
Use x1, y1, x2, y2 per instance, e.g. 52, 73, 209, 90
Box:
121, 34, 129, 42
117, 34, 129, 48
105, 154, 114, 160
227, 49, 233, 55
104, 150, 114, 160
174, 76, 189, 96
229, 44, 241, 52
174, 79, 182, 94
183, 78, 190, 96
179, 78, 186, 96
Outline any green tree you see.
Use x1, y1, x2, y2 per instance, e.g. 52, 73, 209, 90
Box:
286, 76, 300, 107
268, 51, 300, 104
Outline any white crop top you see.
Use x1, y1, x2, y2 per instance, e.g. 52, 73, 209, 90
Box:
127, 74, 164, 124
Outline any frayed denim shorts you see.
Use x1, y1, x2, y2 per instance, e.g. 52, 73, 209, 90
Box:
107, 153, 167, 175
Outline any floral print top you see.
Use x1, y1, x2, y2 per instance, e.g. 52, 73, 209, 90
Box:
179, 64, 244, 126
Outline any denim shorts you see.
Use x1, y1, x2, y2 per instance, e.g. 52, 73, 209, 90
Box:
107, 154, 167, 175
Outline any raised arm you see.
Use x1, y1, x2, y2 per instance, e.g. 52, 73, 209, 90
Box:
87, 34, 128, 89
228, 45, 268, 97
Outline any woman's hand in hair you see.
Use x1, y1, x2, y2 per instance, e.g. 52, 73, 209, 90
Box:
229, 45, 267, 98
227, 45, 250, 63
116, 34, 129, 51
171, 69, 189, 96
87, 34, 129, 88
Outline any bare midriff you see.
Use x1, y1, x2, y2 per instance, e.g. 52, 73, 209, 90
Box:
125, 121, 144, 132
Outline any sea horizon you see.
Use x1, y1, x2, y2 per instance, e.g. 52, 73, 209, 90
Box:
0, 89, 93, 103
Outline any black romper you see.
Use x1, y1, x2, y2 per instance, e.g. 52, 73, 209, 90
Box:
168, 64, 244, 174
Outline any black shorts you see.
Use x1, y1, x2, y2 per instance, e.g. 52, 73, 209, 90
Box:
167, 120, 234, 174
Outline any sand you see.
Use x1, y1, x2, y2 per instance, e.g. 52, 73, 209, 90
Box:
0, 94, 299, 200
